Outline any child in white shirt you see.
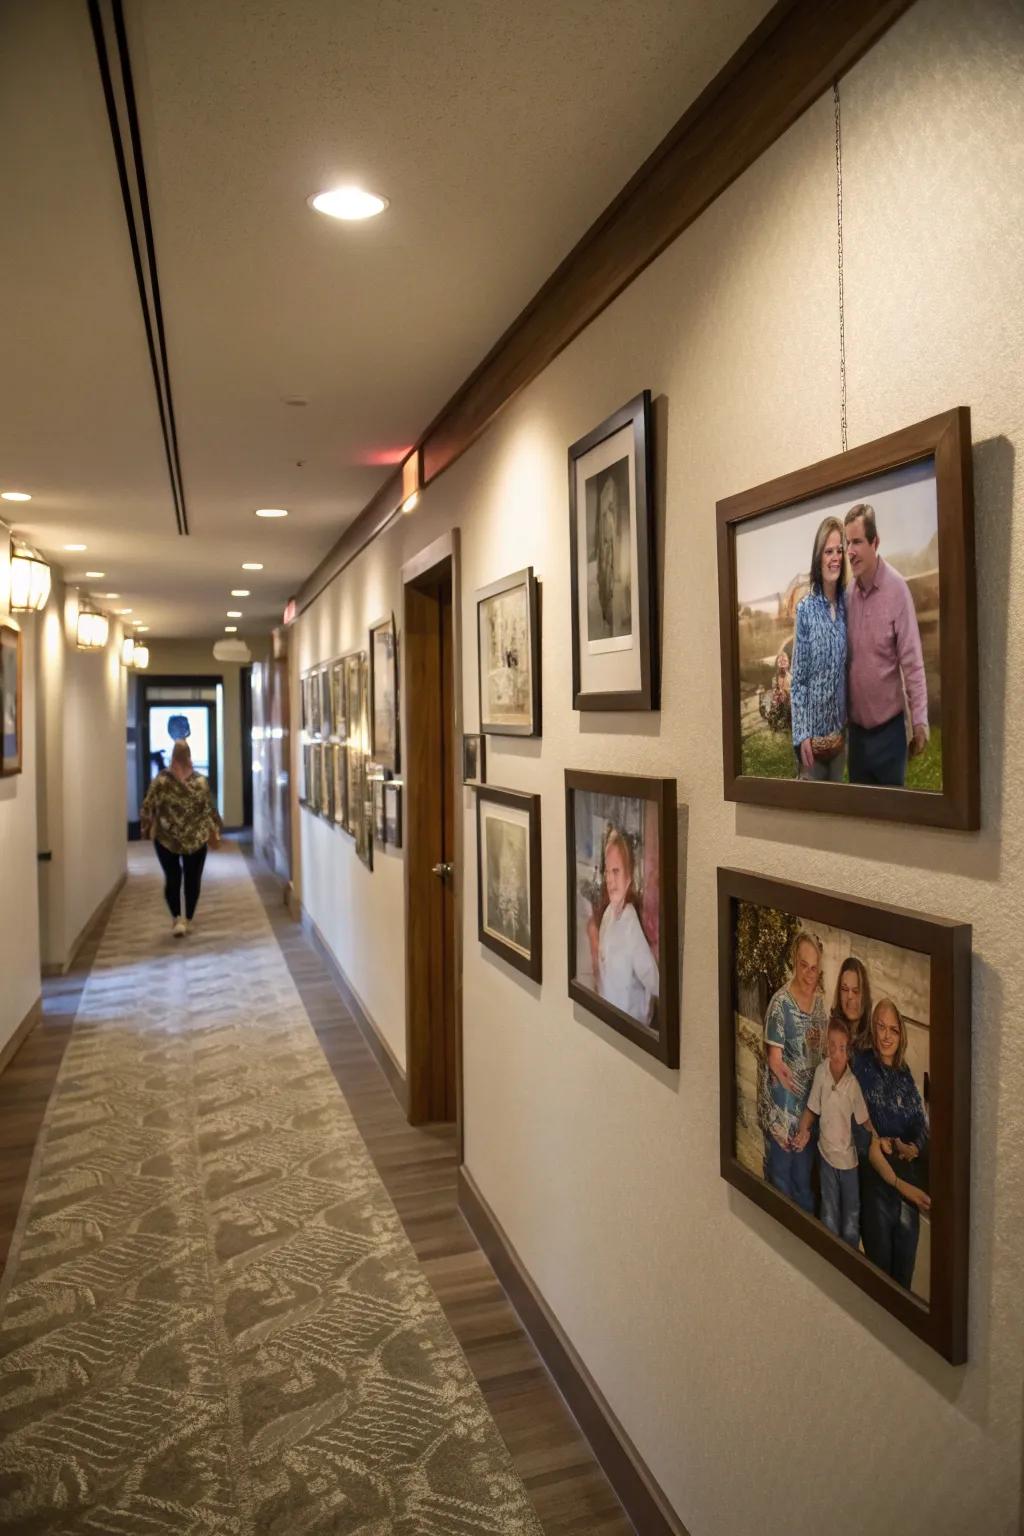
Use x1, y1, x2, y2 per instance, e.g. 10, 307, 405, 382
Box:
595, 830, 659, 1025
794, 1016, 870, 1246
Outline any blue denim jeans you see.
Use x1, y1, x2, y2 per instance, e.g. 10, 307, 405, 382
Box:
848, 711, 907, 787
765, 1133, 815, 1214
861, 1168, 920, 1287
819, 1159, 860, 1246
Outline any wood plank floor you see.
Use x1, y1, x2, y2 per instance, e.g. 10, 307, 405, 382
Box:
0, 848, 635, 1536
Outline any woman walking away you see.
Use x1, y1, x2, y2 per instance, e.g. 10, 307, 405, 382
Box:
141, 740, 222, 936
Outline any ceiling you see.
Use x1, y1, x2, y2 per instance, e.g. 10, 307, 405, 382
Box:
0, 0, 771, 640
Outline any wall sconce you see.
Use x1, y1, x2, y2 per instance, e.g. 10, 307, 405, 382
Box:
76, 609, 110, 650
121, 635, 136, 666
132, 643, 150, 670
401, 447, 421, 513
9, 541, 52, 612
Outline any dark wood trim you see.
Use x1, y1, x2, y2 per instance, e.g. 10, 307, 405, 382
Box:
300, 905, 408, 1115
568, 390, 658, 712
295, 0, 915, 617
458, 1166, 690, 1536
716, 406, 979, 829
564, 769, 679, 1067
0, 996, 42, 1078
476, 567, 541, 737
474, 786, 542, 982
717, 867, 971, 1364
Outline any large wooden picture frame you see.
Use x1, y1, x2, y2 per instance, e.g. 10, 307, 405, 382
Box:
568, 390, 658, 711
718, 867, 971, 1363
369, 614, 400, 771
475, 786, 542, 982
565, 769, 678, 1067
1, 621, 23, 776
716, 408, 978, 829
476, 568, 541, 737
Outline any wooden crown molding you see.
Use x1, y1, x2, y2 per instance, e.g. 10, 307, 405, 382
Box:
297, 0, 915, 616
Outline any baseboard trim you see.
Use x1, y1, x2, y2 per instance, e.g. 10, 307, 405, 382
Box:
41, 871, 127, 977
458, 1166, 690, 1536
0, 996, 42, 1078
300, 907, 408, 1115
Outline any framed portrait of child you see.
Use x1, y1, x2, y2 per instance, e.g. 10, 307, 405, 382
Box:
564, 769, 678, 1066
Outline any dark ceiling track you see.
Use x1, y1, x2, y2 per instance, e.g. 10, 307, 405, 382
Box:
87, 0, 189, 536
297, 0, 916, 617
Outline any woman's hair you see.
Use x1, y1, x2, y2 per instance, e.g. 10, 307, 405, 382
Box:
832, 956, 873, 1046
871, 998, 908, 1070
790, 929, 823, 989
170, 740, 192, 769
604, 828, 635, 888
809, 515, 846, 596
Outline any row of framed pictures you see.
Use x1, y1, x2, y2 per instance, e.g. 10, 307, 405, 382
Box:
301, 738, 403, 861
301, 616, 399, 772
475, 766, 971, 1363
480, 399, 978, 834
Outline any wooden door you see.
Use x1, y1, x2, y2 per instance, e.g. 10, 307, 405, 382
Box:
403, 539, 459, 1127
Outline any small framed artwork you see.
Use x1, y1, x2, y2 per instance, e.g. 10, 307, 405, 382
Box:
310, 671, 322, 738
319, 667, 332, 739
568, 390, 658, 711
717, 407, 978, 829
331, 659, 347, 742
301, 743, 312, 804
477, 567, 540, 737
719, 868, 971, 1363
384, 781, 402, 848
319, 740, 331, 818
331, 743, 347, 827
565, 769, 678, 1066
370, 615, 399, 771
372, 775, 386, 847
476, 786, 541, 981
300, 673, 310, 735
308, 743, 322, 813
462, 733, 485, 784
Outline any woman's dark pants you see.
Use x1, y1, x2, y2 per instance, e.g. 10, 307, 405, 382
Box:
154, 842, 208, 921
861, 1170, 920, 1288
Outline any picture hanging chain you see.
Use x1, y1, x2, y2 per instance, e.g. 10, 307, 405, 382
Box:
833, 80, 848, 453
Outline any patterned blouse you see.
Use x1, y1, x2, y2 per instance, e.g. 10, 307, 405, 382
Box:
141, 770, 221, 855
790, 588, 847, 746
852, 1047, 929, 1191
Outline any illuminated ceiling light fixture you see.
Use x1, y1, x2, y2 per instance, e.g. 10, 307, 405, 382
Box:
64, 543, 87, 552
231, 589, 250, 597
226, 610, 242, 618
76, 608, 109, 650
115, 608, 133, 615
85, 570, 105, 578
134, 624, 150, 632
401, 446, 421, 514
1, 490, 32, 502
9, 541, 52, 612
309, 186, 388, 221
224, 625, 238, 633
241, 562, 263, 571
255, 507, 288, 518
132, 643, 150, 670
121, 635, 136, 666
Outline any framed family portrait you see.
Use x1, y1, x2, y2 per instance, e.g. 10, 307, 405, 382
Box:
717, 407, 978, 829
370, 615, 400, 771
476, 567, 540, 736
462, 733, 485, 785
384, 781, 402, 848
568, 390, 658, 711
564, 770, 678, 1066
719, 867, 971, 1363
475, 786, 541, 981
1, 621, 22, 776
330, 659, 347, 742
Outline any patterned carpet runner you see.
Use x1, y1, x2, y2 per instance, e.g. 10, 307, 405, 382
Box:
0, 847, 543, 1535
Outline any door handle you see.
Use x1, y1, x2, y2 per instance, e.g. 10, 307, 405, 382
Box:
431, 862, 454, 879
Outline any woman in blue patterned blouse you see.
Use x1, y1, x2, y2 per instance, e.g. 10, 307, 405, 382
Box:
791, 516, 848, 781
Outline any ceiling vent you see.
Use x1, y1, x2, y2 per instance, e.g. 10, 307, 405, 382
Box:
213, 638, 253, 663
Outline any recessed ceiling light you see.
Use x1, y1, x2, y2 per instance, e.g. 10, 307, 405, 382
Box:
85, 570, 106, 579
115, 608, 133, 615
225, 625, 238, 633
1, 490, 31, 502
135, 624, 149, 631
242, 562, 263, 571
103, 592, 120, 599
309, 186, 389, 221
401, 492, 419, 514
255, 507, 289, 518
64, 543, 87, 552
227, 610, 242, 618
231, 589, 250, 597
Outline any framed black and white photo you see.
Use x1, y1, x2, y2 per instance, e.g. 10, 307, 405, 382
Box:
308, 743, 322, 813
370, 615, 399, 771
384, 781, 402, 848
372, 775, 386, 847
568, 391, 658, 711
462, 733, 485, 785
309, 671, 322, 738
476, 786, 541, 981
319, 667, 332, 738
476, 568, 540, 736
331, 742, 347, 827
319, 740, 331, 819
565, 769, 678, 1065
330, 659, 347, 742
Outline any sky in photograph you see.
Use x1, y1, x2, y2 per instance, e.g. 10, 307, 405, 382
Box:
736, 457, 937, 605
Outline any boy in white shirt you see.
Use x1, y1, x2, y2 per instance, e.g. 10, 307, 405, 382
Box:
793, 1016, 870, 1246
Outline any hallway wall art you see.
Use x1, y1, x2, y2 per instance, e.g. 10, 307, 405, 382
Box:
369, 614, 399, 772
475, 785, 541, 981
476, 568, 540, 737
0, 620, 22, 776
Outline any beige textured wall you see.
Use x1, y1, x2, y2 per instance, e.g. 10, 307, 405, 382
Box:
293, 3, 1024, 1531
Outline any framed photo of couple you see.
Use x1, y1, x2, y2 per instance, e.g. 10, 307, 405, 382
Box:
719, 867, 971, 1363
717, 407, 978, 829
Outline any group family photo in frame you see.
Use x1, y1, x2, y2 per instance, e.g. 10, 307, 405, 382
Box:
568, 390, 658, 712
475, 786, 541, 981
565, 770, 678, 1066
718, 868, 970, 1362
476, 567, 540, 736
717, 408, 978, 828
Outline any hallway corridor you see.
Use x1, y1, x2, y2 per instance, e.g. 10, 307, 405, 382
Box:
0, 847, 598, 1535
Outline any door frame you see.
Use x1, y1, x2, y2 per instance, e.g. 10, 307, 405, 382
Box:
139, 674, 223, 811
401, 529, 464, 1156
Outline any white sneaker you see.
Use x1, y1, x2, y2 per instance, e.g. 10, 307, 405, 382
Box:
172, 917, 187, 938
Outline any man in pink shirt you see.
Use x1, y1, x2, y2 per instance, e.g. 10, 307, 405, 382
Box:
843, 503, 929, 787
